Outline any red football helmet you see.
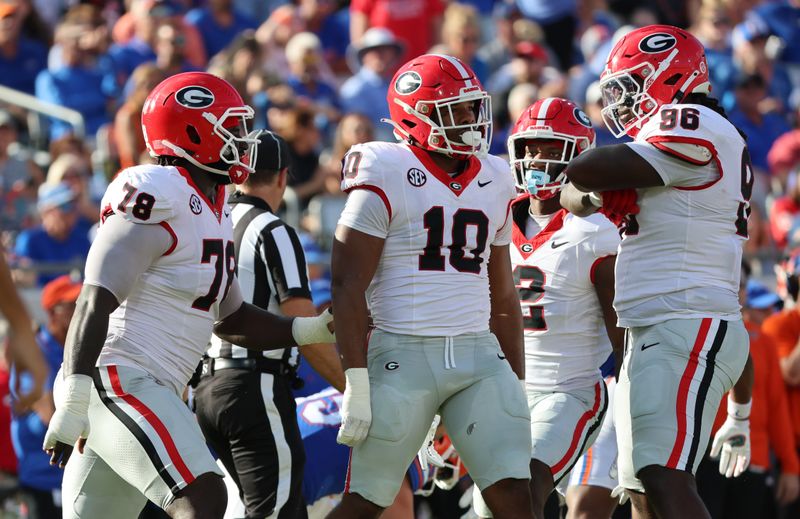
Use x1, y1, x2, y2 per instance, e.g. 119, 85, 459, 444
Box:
507, 97, 595, 200
600, 25, 710, 138
385, 54, 492, 157
141, 72, 259, 184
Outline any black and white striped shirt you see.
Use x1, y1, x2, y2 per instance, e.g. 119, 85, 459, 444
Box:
207, 192, 311, 363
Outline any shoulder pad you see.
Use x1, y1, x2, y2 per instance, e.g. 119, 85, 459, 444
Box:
638, 104, 718, 166
340, 142, 392, 192
101, 165, 178, 224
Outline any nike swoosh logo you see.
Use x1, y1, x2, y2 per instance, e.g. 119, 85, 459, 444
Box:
497, 353, 506, 360
551, 241, 568, 249
477, 180, 492, 188
641, 342, 659, 351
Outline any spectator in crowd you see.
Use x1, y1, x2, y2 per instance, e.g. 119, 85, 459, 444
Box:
35, 17, 114, 142
13, 182, 92, 287
10, 274, 81, 519
768, 112, 800, 186
0, 110, 44, 234
487, 81, 537, 155
107, 0, 183, 95
184, 0, 258, 60
340, 27, 403, 142
0, 1, 47, 95
769, 171, 800, 250
112, 0, 205, 69
690, 0, 736, 98
114, 63, 164, 170
44, 153, 98, 224
431, 3, 487, 84
487, 40, 565, 135
285, 31, 341, 129
477, 1, 522, 77
514, 0, 578, 70
255, 4, 306, 80
728, 73, 791, 175
763, 249, 800, 517
280, 106, 325, 205
750, 0, 800, 66
726, 16, 795, 117
697, 274, 800, 519
207, 31, 267, 109
349, 0, 445, 63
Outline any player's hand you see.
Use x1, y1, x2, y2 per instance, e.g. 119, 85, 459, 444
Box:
710, 413, 751, 478
600, 189, 640, 217
337, 368, 371, 446
43, 373, 93, 468
610, 485, 630, 505
292, 308, 335, 345
417, 415, 445, 471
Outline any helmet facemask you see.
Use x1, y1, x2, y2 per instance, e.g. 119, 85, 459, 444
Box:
508, 133, 588, 199
391, 87, 492, 157
599, 64, 660, 138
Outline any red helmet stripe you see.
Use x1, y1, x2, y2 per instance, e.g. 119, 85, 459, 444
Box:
432, 53, 474, 88
536, 97, 556, 122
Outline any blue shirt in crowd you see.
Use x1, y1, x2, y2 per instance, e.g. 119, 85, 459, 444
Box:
728, 109, 791, 172
10, 327, 65, 491
184, 7, 258, 59
0, 37, 48, 95
14, 217, 93, 286
340, 68, 392, 140
35, 64, 112, 140
754, 1, 800, 64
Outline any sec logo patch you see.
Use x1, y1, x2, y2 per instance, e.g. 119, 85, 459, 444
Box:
190, 194, 202, 215
407, 168, 427, 187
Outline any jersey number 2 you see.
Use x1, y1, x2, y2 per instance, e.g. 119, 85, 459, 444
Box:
192, 239, 236, 311
514, 266, 546, 330
419, 207, 489, 274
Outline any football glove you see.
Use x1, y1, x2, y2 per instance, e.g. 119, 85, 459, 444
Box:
710, 397, 751, 478
336, 368, 371, 446
43, 373, 92, 453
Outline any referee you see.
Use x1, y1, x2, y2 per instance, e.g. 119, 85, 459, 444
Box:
194, 131, 345, 518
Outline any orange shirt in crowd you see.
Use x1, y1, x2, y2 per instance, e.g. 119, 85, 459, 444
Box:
763, 308, 800, 446
713, 320, 799, 474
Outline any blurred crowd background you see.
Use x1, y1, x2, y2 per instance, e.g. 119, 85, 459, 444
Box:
3, 0, 800, 517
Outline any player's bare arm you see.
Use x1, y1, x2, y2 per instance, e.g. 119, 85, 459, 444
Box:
730, 353, 754, 405
592, 255, 624, 377
330, 224, 385, 371
45, 216, 172, 467
488, 244, 525, 380
565, 144, 664, 192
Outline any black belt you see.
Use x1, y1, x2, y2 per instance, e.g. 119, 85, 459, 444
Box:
201, 357, 293, 377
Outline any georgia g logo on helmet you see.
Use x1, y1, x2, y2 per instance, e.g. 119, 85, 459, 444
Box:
175, 86, 215, 109
573, 108, 592, 128
638, 33, 677, 54
394, 71, 422, 95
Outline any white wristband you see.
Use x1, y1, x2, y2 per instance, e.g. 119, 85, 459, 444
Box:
345, 367, 370, 397
56, 374, 93, 414
588, 192, 603, 207
291, 310, 334, 345
728, 395, 751, 420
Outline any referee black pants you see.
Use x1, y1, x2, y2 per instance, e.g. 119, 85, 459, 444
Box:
194, 368, 307, 519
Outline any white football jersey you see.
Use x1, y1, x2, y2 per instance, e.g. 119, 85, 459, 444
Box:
96, 165, 235, 394
338, 142, 517, 336
510, 199, 620, 392
615, 103, 751, 327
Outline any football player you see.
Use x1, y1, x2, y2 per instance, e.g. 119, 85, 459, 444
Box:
560, 25, 754, 519
328, 54, 534, 519
472, 98, 623, 519
41, 72, 336, 518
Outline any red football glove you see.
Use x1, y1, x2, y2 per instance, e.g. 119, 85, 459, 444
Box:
599, 189, 639, 227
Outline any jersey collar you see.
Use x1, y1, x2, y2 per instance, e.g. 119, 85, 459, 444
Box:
228, 191, 274, 213
176, 167, 227, 222
511, 196, 567, 260
408, 145, 482, 196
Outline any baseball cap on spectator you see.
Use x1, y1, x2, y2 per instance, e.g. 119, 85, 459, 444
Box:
355, 28, 404, 63
285, 32, 321, 65
41, 274, 82, 311
254, 131, 290, 172
745, 279, 782, 309
37, 182, 76, 212
147, 0, 183, 17
514, 41, 548, 63
734, 72, 766, 90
